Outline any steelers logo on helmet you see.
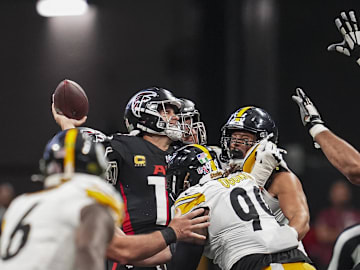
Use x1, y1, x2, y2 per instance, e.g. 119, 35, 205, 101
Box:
124, 87, 184, 141
220, 106, 278, 162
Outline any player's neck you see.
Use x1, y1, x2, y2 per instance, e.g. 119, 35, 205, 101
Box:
143, 134, 172, 151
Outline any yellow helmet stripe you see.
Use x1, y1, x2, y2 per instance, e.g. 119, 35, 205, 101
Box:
191, 144, 217, 171
235, 106, 252, 121
64, 128, 78, 177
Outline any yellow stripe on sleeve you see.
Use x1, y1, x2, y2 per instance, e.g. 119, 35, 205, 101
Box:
86, 189, 125, 226
242, 144, 259, 173
1, 219, 5, 232
175, 193, 205, 215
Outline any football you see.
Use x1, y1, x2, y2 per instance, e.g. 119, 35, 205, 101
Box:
53, 79, 89, 120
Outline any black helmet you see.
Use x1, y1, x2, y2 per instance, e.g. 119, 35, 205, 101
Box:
40, 128, 107, 178
178, 98, 207, 145
166, 144, 222, 202
124, 87, 183, 141
220, 106, 278, 162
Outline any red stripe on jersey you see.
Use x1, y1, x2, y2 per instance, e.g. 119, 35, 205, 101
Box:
165, 178, 170, 225
119, 182, 134, 235
111, 262, 118, 270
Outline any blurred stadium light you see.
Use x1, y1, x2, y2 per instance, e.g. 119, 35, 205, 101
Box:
36, 0, 88, 17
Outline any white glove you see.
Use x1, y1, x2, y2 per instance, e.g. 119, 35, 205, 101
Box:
328, 10, 360, 66
242, 137, 288, 187
292, 88, 328, 148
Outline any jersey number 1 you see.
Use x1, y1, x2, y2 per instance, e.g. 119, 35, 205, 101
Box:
148, 176, 168, 225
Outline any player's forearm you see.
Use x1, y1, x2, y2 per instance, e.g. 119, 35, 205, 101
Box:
315, 130, 360, 185
106, 231, 168, 265
132, 246, 172, 266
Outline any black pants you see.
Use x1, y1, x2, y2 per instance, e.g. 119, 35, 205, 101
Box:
231, 248, 314, 270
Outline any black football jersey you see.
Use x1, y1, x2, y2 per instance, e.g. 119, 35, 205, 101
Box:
105, 134, 173, 234
78, 128, 173, 270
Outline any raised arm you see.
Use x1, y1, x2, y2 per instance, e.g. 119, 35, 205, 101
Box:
292, 88, 360, 185
52, 102, 86, 130
328, 10, 360, 66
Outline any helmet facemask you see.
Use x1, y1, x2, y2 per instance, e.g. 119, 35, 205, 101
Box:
220, 106, 278, 164
179, 110, 207, 145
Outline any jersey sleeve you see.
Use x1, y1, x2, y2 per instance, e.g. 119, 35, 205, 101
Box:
174, 187, 206, 215
104, 138, 123, 186
85, 181, 125, 226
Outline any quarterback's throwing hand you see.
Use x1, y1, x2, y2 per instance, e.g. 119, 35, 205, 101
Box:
328, 10, 360, 66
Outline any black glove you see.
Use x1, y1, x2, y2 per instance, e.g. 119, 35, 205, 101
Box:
292, 88, 328, 148
328, 10, 360, 66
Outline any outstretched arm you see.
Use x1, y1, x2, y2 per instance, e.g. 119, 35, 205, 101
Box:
106, 208, 209, 265
292, 88, 360, 185
313, 130, 360, 185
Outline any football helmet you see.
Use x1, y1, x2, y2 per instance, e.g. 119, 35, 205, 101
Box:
178, 98, 207, 145
220, 106, 278, 162
40, 128, 108, 178
166, 144, 222, 202
124, 87, 183, 141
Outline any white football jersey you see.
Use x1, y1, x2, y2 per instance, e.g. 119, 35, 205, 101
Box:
174, 171, 299, 270
0, 173, 124, 270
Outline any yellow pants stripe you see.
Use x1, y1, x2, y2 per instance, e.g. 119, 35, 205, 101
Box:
262, 262, 316, 270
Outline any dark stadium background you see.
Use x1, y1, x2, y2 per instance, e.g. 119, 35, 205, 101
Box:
1, 0, 360, 222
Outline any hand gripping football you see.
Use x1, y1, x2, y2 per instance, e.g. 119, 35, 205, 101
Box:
53, 79, 89, 120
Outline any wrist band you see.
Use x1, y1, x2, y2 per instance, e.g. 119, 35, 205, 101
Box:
309, 124, 329, 139
160, 227, 177, 245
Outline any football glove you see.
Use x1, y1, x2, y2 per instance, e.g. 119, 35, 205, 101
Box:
242, 136, 288, 187
292, 88, 328, 148
327, 10, 360, 66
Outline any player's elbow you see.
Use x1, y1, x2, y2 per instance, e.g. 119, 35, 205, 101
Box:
298, 221, 310, 240
346, 167, 360, 186
114, 249, 137, 265
106, 245, 145, 265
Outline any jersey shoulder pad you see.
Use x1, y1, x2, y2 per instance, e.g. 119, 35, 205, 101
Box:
78, 127, 109, 143
81, 176, 124, 226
